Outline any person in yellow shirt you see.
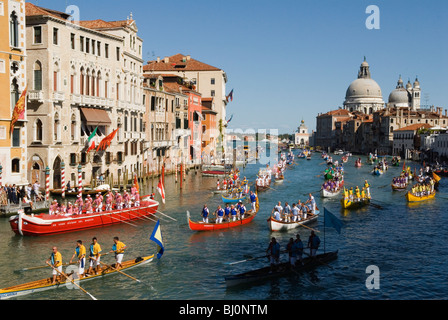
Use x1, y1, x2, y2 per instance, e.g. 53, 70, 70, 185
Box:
110, 237, 127, 270
46, 247, 63, 284
87, 237, 102, 276
70, 240, 86, 278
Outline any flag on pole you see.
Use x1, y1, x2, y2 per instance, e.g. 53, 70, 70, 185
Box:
226, 89, 234, 102
10, 86, 28, 134
88, 127, 98, 143
133, 173, 139, 193
324, 208, 344, 234
86, 141, 96, 153
150, 220, 164, 259
227, 114, 234, 124
157, 178, 165, 204
96, 128, 119, 152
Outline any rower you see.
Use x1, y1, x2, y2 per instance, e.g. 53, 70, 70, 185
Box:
308, 193, 316, 213
266, 237, 281, 272
364, 180, 371, 198
238, 201, 246, 220
70, 240, 86, 279
215, 205, 224, 224
224, 203, 231, 222
272, 206, 281, 221
110, 237, 127, 270
307, 231, 321, 257
230, 204, 238, 222
283, 202, 291, 222
105, 192, 113, 211
202, 205, 210, 223
86, 237, 102, 276
291, 203, 300, 222
294, 234, 304, 265
249, 191, 257, 212
45, 246, 63, 284
134, 192, 140, 207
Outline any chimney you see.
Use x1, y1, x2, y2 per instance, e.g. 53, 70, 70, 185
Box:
164, 57, 169, 63
186, 55, 191, 61
157, 57, 160, 63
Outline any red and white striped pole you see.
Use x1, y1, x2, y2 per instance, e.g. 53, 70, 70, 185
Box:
45, 166, 50, 202
78, 164, 83, 198
61, 161, 66, 199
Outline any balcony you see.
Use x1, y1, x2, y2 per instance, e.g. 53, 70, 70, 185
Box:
53, 92, 65, 102
28, 90, 44, 103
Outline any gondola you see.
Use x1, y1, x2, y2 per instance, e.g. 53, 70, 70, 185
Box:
405, 191, 436, 202
391, 183, 408, 191
321, 188, 342, 198
222, 194, 247, 204
341, 197, 370, 209
224, 251, 338, 288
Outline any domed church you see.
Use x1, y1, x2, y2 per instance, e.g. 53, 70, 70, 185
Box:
343, 58, 385, 115
387, 75, 421, 110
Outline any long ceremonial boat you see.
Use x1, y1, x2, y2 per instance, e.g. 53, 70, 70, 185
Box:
187, 198, 259, 232
405, 191, 436, 202
222, 194, 247, 204
224, 251, 338, 288
267, 211, 319, 232
9, 196, 159, 236
0, 254, 154, 300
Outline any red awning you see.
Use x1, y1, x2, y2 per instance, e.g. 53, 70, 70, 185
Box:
80, 108, 112, 126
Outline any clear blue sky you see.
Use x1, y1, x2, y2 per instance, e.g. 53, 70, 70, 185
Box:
31, 0, 448, 133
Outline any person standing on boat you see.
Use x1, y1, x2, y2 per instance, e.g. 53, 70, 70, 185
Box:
307, 194, 316, 213
283, 202, 291, 222
110, 237, 127, 270
249, 191, 257, 212
134, 192, 140, 207
75, 194, 83, 214
85, 196, 93, 214
230, 204, 238, 222
216, 179, 220, 191
105, 192, 113, 211
70, 240, 86, 279
272, 206, 281, 221
238, 201, 246, 220
94, 194, 103, 213
266, 237, 281, 271
291, 203, 300, 222
87, 237, 102, 276
224, 203, 231, 222
307, 231, 321, 257
364, 181, 371, 199
215, 205, 224, 224
45, 247, 63, 284
115, 192, 123, 210
294, 234, 304, 265
202, 205, 210, 223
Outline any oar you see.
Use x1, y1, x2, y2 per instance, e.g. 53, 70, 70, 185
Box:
108, 212, 139, 227
15, 262, 75, 273
98, 261, 141, 283
225, 250, 288, 266
298, 222, 320, 233
155, 209, 177, 221
46, 262, 97, 300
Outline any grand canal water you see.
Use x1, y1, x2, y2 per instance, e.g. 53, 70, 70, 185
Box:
1, 153, 448, 300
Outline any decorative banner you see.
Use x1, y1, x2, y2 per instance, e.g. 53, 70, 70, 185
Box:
97, 128, 119, 152
11, 86, 28, 134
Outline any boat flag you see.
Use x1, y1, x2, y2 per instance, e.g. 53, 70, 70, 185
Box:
87, 126, 98, 144
96, 128, 119, 152
150, 220, 164, 259
226, 89, 234, 102
157, 178, 165, 204
10, 85, 27, 134
324, 208, 344, 234
133, 173, 139, 193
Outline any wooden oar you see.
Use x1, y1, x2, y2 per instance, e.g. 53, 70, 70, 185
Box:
108, 212, 139, 227
98, 261, 141, 283
15, 262, 75, 273
225, 250, 288, 266
155, 209, 177, 221
298, 222, 320, 233
46, 262, 97, 300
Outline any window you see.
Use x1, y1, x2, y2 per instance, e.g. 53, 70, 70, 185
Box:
34, 61, 42, 91
71, 33, 75, 49
80, 36, 84, 52
10, 78, 19, 110
11, 159, 20, 173
211, 78, 215, 85
12, 128, 20, 147
116, 47, 120, 61
34, 26, 42, 44
53, 28, 58, 45
211, 90, 215, 97
92, 40, 95, 55
35, 119, 43, 141
86, 38, 90, 53
105, 44, 109, 58
97, 41, 101, 56
10, 11, 19, 47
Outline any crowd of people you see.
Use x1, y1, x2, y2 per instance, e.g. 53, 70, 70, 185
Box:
0, 181, 43, 206
343, 180, 371, 203
270, 193, 317, 223
217, 171, 250, 198
410, 177, 435, 197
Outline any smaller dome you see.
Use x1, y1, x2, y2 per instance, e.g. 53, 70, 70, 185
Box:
388, 88, 411, 104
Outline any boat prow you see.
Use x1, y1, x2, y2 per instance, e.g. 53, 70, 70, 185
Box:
267, 211, 319, 232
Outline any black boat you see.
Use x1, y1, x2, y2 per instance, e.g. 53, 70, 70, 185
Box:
224, 251, 338, 287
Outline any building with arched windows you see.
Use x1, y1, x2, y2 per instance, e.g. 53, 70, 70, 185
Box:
25, 3, 145, 189
0, 0, 28, 186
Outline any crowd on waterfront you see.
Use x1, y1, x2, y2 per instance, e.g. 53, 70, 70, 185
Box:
0, 182, 43, 206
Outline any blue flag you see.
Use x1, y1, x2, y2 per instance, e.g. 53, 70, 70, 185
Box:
324, 208, 343, 234
150, 220, 164, 259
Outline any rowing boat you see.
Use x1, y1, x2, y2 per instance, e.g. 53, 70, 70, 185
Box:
9, 196, 159, 236
267, 211, 319, 232
187, 198, 259, 232
0, 254, 154, 300
405, 191, 436, 202
341, 197, 370, 209
391, 183, 408, 191
50, 185, 110, 197
372, 168, 383, 175
321, 188, 342, 198
224, 251, 338, 288
222, 194, 247, 203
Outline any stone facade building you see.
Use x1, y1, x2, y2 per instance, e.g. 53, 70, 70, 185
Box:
25, 3, 145, 189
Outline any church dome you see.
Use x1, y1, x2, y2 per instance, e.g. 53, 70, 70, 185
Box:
388, 88, 411, 104
346, 78, 383, 99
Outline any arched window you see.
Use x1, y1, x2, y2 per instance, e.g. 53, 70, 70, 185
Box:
35, 119, 43, 141
71, 113, 77, 140
53, 62, 60, 92
11, 78, 19, 111
34, 61, 43, 90
80, 67, 85, 95
10, 11, 19, 47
